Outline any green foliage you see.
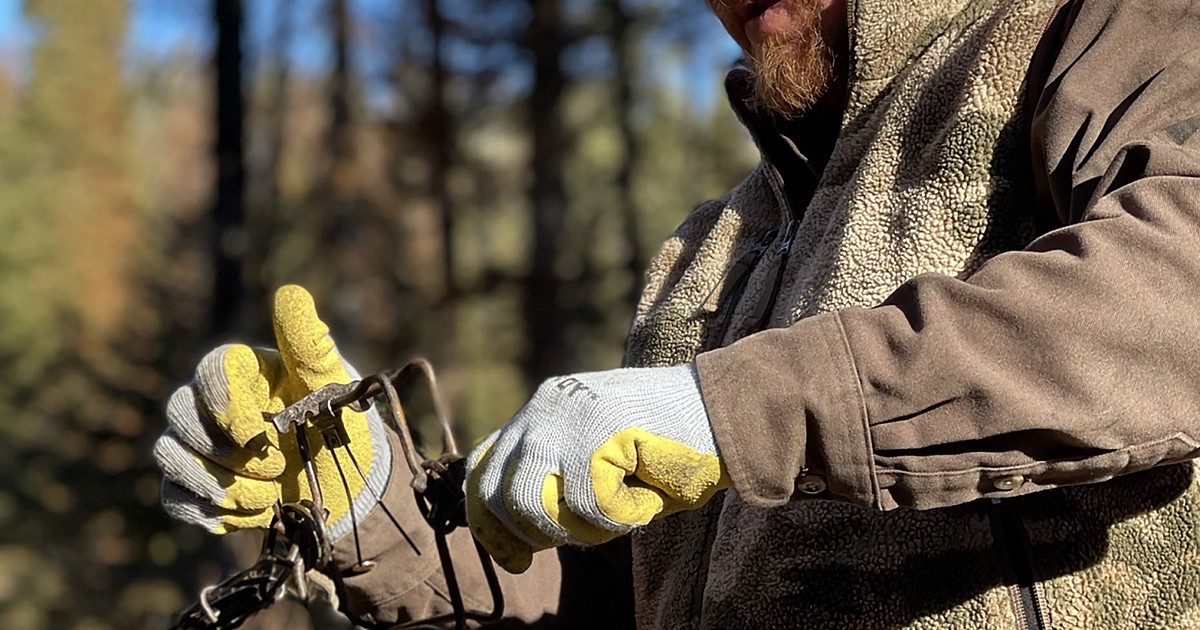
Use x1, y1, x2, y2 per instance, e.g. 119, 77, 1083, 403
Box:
0, 0, 757, 627
0, 2, 221, 628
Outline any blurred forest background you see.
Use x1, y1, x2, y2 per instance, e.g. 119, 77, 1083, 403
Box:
0, 0, 757, 627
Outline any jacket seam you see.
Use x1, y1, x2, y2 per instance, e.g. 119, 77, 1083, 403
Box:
833, 311, 883, 510
876, 431, 1200, 478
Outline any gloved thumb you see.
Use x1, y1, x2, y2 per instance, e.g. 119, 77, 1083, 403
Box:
272, 285, 351, 393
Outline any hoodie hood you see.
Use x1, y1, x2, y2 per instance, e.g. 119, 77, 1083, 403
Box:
726, 0, 1011, 125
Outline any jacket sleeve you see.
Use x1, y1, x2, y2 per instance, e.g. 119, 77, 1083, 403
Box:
332, 430, 635, 628
697, 0, 1200, 511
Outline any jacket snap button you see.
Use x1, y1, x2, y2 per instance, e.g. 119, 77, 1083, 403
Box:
797, 475, 827, 495
993, 475, 1025, 491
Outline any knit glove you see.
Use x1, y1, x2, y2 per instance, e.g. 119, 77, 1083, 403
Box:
154, 285, 392, 542
466, 364, 729, 573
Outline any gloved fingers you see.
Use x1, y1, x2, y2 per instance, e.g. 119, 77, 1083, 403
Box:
467, 491, 535, 575
154, 432, 281, 512
162, 480, 274, 534
502, 455, 570, 547
195, 344, 287, 450
626, 428, 731, 515
538, 472, 623, 546
272, 285, 351, 395
465, 435, 536, 574
502, 449, 626, 546
166, 385, 286, 480
476, 430, 551, 548
574, 428, 669, 529
581, 428, 730, 526
464, 430, 500, 485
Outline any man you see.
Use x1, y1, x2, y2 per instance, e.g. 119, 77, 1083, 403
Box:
157, 0, 1200, 627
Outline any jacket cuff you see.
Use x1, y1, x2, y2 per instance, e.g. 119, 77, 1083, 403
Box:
696, 312, 880, 509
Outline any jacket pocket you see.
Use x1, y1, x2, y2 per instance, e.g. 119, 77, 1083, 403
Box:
1023, 432, 1200, 489
875, 433, 1200, 510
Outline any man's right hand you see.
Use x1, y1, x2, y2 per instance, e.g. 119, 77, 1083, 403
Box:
154, 285, 393, 542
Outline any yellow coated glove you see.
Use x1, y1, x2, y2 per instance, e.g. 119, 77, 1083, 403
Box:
154, 285, 392, 541
466, 364, 729, 573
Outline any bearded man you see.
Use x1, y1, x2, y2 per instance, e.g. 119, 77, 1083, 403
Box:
157, 0, 1200, 627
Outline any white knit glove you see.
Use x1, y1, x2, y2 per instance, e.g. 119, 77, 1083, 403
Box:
466, 364, 729, 573
153, 286, 393, 542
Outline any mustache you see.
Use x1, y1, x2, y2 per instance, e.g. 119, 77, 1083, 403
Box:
710, 0, 786, 22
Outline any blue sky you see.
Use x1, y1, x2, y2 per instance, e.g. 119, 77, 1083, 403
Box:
0, 0, 740, 111
0, 0, 27, 73
0, 0, 397, 76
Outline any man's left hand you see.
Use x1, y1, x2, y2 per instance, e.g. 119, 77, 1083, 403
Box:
466, 364, 729, 573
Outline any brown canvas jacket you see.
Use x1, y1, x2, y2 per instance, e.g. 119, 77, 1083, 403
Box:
335, 0, 1200, 627
634, 0, 1200, 627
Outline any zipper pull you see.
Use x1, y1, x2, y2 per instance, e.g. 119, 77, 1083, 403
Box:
746, 219, 802, 332
697, 229, 778, 316
778, 219, 800, 256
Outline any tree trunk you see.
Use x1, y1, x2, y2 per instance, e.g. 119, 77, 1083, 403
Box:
210, 0, 246, 338
609, 0, 646, 311
422, 0, 456, 299
322, 0, 362, 347
328, 0, 354, 207
421, 0, 460, 369
243, 0, 293, 338
522, 0, 572, 382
